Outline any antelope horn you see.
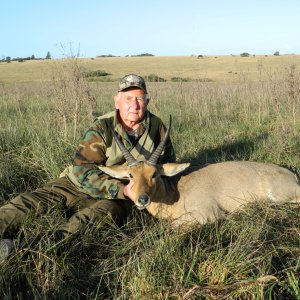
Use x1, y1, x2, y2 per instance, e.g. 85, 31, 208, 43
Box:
147, 115, 172, 166
111, 128, 139, 166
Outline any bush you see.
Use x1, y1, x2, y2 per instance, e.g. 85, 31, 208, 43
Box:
83, 70, 111, 77
132, 53, 155, 57
197, 78, 213, 82
144, 74, 167, 82
274, 51, 280, 56
240, 52, 250, 57
171, 77, 191, 82
170, 77, 212, 82
96, 54, 118, 58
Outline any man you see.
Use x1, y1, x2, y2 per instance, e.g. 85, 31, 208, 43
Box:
0, 74, 175, 261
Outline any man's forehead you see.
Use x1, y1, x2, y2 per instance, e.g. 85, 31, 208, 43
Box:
120, 88, 145, 95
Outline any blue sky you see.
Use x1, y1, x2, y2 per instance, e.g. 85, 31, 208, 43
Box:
1, 0, 300, 59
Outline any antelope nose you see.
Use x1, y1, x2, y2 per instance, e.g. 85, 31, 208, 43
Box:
138, 194, 150, 207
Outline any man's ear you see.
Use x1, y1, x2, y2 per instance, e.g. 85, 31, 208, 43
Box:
114, 94, 120, 110
145, 96, 150, 106
160, 163, 190, 177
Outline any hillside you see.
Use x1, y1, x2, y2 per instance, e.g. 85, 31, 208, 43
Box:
1, 54, 300, 83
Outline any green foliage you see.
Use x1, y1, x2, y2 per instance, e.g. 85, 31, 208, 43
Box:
45, 51, 51, 59
274, 51, 280, 56
131, 53, 155, 57
96, 54, 119, 58
171, 76, 191, 82
83, 69, 111, 77
83, 69, 112, 82
0, 55, 45, 63
144, 74, 167, 82
240, 52, 250, 57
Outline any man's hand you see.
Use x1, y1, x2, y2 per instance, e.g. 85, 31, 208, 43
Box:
123, 180, 135, 202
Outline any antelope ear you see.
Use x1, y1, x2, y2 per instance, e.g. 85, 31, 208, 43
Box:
98, 165, 130, 179
160, 163, 190, 177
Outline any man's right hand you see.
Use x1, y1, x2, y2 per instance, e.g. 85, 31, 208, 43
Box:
123, 180, 135, 202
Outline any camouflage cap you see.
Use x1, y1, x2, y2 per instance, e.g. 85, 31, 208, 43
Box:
118, 74, 147, 93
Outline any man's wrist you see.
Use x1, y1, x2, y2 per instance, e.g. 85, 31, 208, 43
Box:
117, 185, 126, 199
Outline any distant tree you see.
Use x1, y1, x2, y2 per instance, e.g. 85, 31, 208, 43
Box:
240, 52, 250, 57
131, 53, 154, 57
31, 54, 36, 60
197, 55, 204, 58
45, 51, 51, 59
6, 56, 11, 63
273, 51, 280, 56
96, 54, 117, 58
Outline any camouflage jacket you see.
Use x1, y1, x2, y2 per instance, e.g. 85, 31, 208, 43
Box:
61, 110, 176, 200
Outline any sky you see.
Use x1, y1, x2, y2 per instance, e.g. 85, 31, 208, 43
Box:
1, 0, 300, 59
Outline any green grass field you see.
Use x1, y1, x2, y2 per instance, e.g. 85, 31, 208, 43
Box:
0, 56, 299, 299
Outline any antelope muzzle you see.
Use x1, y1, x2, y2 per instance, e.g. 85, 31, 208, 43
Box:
137, 194, 150, 209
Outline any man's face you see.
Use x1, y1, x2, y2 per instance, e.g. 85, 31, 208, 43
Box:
114, 88, 149, 128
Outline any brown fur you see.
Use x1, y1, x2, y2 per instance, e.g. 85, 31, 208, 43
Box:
99, 161, 300, 226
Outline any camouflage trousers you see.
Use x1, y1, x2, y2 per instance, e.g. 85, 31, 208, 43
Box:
0, 176, 133, 240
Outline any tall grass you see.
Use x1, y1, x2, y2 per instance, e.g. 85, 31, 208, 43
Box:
0, 60, 299, 299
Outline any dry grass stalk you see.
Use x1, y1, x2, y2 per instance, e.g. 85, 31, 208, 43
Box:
50, 57, 96, 140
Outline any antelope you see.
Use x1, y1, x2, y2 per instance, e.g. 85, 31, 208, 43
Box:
99, 120, 300, 226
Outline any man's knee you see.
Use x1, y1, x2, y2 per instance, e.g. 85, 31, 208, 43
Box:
56, 200, 129, 239
91, 199, 132, 224
0, 193, 33, 237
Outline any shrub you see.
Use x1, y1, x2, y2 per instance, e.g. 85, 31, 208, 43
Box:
171, 77, 191, 82
197, 78, 213, 82
96, 54, 119, 58
132, 53, 155, 57
145, 74, 167, 82
240, 52, 250, 57
83, 70, 111, 78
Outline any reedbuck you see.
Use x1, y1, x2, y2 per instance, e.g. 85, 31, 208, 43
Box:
99, 120, 300, 226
